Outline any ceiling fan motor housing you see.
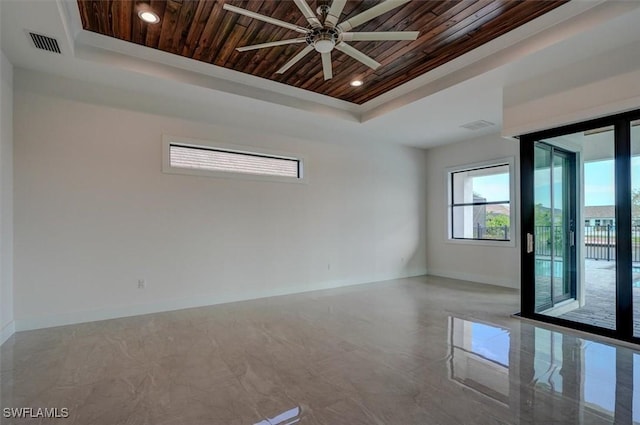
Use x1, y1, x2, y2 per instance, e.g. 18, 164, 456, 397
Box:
307, 27, 341, 53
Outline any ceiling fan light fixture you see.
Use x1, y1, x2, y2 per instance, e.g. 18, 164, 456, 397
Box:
138, 10, 160, 24
350, 80, 363, 87
314, 39, 335, 53
309, 29, 339, 53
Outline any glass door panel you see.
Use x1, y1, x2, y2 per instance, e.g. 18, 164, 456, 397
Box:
534, 145, 553, 311
533, 144, 574, 314
553, 152, 571, 305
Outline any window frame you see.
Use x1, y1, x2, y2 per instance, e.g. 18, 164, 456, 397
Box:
446, 157, 516, 247
162, 135, 307, 184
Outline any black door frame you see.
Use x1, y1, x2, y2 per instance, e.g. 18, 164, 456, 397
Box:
520, 108, 640, 344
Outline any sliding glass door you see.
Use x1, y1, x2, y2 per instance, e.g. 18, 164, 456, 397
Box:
533, 144, 575, 312
521, 109, 640, 343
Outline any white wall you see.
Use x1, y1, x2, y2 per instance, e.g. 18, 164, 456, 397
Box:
13, 72, 428, 331
0, 49, 14, 345
425, 134, 520, 289
503, 40, 640, 137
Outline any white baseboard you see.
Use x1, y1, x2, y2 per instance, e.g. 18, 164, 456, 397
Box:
15, 269, 427, 332
427, 269, 519, 290
1, 321, 15, 346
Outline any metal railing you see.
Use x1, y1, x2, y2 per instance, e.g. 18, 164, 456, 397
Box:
584, 224, 615, 261
534, 224, 640, 262
534, 225, 564, 257
473, 224, 510, 240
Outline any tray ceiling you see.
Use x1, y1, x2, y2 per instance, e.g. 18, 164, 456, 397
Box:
77, 0, 567, 105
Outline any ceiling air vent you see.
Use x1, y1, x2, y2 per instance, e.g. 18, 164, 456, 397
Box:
28, 32, 61, 54
460, 120, 495, 131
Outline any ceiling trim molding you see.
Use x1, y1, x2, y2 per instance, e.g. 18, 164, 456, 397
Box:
74, 33, 361, 122
75, 30, 360, 112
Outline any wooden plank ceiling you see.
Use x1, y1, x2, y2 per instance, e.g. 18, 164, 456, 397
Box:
78, 0, 567, 104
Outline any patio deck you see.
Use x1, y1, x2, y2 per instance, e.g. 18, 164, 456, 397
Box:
554, 259, 640, 335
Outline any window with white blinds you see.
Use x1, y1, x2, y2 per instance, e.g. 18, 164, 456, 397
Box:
163, 136, 304, 182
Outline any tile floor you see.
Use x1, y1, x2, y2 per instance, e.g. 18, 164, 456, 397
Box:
1, 275, 639, 424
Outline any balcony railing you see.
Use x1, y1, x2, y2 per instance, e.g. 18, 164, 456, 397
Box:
534, 224, 640, 262
473, 224, 510, 240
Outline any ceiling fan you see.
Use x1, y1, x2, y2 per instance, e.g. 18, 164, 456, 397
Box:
222, 0, 419, 81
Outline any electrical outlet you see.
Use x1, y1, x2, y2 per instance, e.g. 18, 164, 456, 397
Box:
137, 279, 146, 289
327, 263, 331, 270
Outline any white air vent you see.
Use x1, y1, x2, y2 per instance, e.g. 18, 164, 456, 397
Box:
460, 120, 495, 131
28, 32, 61, 54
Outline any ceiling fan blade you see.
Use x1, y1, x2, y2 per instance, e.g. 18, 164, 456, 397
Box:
321, 51, 333, 80
223, 4, 309, 34
335, 42, 381, 70
277, 45, 315, 74
325, 0, 347, 28
337, 0, 411, 32
293, 0, 322, 28
341, 31, 419, 42
237, 38, 307, 52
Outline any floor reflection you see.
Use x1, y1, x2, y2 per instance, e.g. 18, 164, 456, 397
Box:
448, 317, 510, 405
449, 317, 640, 424
254, 406, 301, 425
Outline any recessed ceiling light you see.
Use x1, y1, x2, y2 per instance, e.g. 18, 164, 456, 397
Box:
138, 10, 160, 24
350, 80, 363, 87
